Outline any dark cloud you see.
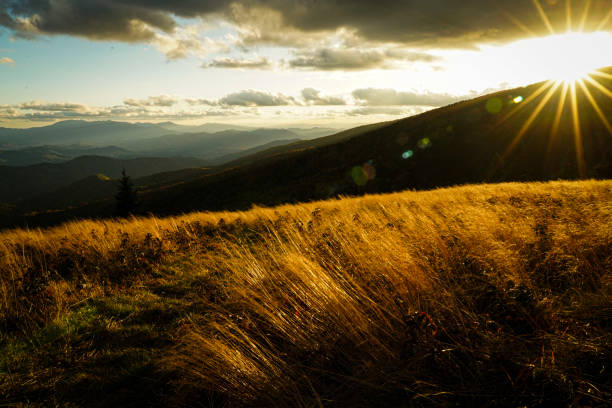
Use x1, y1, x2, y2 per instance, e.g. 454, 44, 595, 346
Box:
204, 56, 272, 69
352, 88, 464, 107
249, 0, 610, 46
1, 0, 177, 42
2, 0, 608, 48
218, 90, 296, 106
301, 88, 346, 105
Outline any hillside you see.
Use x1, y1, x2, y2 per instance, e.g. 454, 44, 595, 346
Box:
0, 145, 136, 166
0, 156, 207, 202
22, 69, 610, 227
206, 138, 301, 165
17, 167, 217, 212
119, 128, 306, 159
0, 122, 391, 227
1, 180, 610, 406
138, 71, 611, 215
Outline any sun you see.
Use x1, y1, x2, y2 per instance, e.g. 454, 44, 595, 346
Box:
539, 32, 607, 83
487, 0, 612, 180
509, 31, 611, 84
502, 0, 612, 85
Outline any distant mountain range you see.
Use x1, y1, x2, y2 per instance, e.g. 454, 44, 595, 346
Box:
0, 120, 170, 147
0, 145, 136, 166
0, 121, 338, 165
0, 120, 255, 147
0, 121, 338, 209
3, 68, 611, 228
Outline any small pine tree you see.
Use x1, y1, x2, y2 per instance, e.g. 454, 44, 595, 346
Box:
115, 168, 137, 217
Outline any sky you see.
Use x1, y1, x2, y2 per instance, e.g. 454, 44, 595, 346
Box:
1, 0, 612, 128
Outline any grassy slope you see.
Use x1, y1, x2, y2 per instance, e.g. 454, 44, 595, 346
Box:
1, 180, 611, 406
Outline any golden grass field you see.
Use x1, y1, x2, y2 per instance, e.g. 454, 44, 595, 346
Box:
1, 180, 611, 406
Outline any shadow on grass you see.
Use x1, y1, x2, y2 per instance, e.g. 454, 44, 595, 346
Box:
0, 282, 206, 407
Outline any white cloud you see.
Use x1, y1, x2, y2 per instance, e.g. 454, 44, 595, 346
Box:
0, 57, 15, 65
152, 24, 230, 60
218, 90, 297, 107
123, 95, 179, 107
301, 88, 346, 106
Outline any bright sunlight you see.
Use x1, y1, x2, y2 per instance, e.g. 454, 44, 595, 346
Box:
505, 31, 612, 83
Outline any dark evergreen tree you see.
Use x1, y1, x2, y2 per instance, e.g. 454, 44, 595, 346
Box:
115, 168, 137, 217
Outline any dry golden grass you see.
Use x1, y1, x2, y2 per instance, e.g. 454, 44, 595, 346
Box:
1, 180, 611, 406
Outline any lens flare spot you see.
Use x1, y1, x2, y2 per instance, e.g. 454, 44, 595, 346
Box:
402, 150, 414, 159
417, 138, 432, 149
513, 96, 524, 104
351, 166, 367, 186
362, 162, 376, 180
486, 97, 503, 114
351, 162, 376, 186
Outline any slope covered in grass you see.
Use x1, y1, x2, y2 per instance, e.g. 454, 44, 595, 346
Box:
1, 180, 611, 406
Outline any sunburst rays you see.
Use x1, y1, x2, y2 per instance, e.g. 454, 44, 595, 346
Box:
532, 0, 556, 34
577, 79, 612, 134
545, 81, 569, 162
500, 81, 561, 164
568, 81, 587, 177
491, 0, 612, 179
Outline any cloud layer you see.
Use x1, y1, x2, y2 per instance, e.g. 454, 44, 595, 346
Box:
1, 85, 478, 124
2, 0, 608, 50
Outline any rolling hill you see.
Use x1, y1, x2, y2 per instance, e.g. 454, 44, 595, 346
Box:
0, 121, 337, 165
135, 71, 612, 216
0, 145, 137, 166
0, 156, 208, 203
5, 68, 612, 228
119, 128, 305, 159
